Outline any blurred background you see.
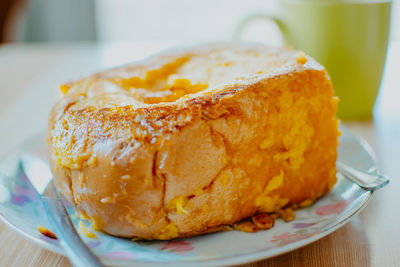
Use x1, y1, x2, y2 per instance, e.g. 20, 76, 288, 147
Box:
1, 0, 397, 44
0, 0, 282, 44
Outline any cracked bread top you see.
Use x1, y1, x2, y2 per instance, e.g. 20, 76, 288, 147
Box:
49, 43, 323, 170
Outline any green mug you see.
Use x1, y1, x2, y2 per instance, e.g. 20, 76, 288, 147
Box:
235, 0, 391, 120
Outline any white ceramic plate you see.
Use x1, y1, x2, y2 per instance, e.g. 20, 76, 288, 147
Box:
0, 126, 380, 266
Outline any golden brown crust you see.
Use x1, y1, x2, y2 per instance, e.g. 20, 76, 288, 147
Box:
48, 43, 339, 240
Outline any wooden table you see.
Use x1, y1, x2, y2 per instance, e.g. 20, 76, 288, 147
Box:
0, 42, 399, 267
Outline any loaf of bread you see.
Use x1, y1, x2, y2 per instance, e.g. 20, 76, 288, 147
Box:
47, 43, 339, 240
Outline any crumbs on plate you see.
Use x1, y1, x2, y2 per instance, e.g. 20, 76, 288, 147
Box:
38, 226, 57, 239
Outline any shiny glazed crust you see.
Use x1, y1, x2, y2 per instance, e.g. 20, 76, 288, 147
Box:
47, 43, 339, 240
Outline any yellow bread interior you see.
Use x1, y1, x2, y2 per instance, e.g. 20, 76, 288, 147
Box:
48, 43, 339, 240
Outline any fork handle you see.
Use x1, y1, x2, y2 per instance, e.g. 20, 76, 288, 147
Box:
336, 162, 389, 191
41, 196, 103, 267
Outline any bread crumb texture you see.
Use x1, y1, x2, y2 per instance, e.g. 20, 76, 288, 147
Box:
78, 221, 97, 239
48, 43, 339, 240
38, 226, 57, 239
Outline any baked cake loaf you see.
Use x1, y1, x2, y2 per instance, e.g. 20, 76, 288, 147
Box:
48, 43, 339, 240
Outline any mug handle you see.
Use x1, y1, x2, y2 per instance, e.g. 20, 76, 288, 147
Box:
233, 13, 286, 42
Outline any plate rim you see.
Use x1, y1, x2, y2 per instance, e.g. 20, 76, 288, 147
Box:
0, 126, 378, 266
